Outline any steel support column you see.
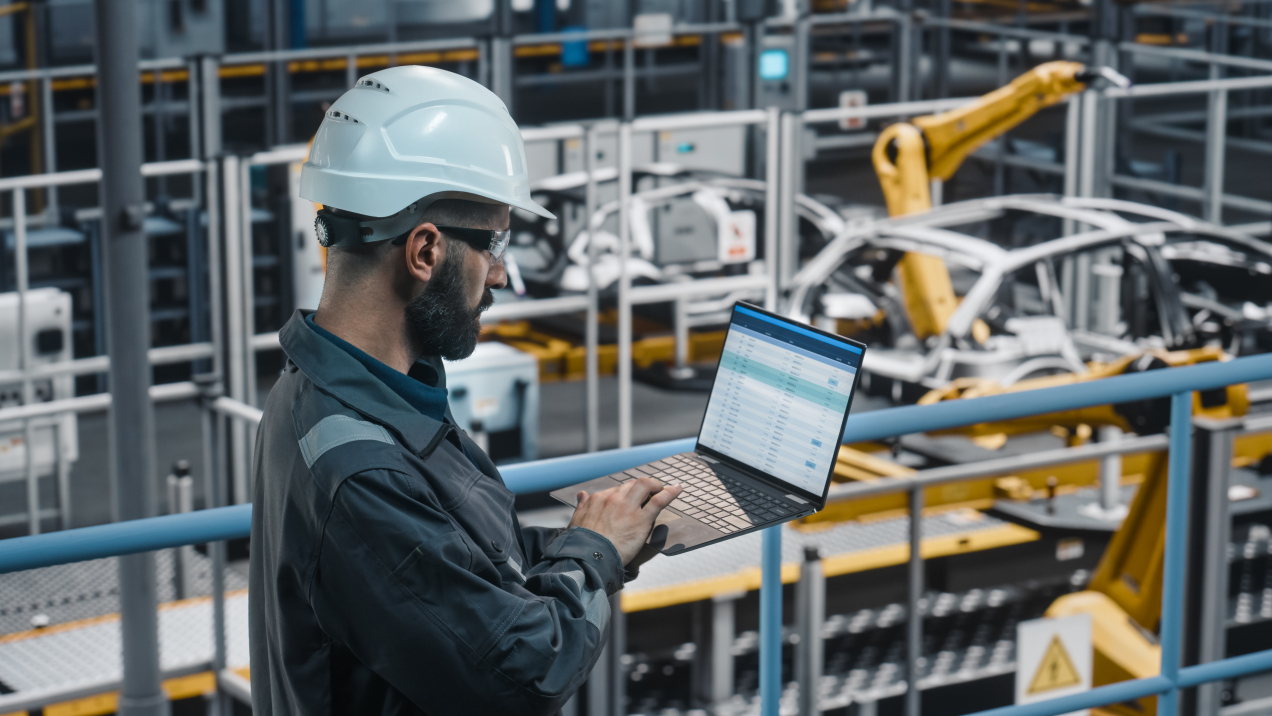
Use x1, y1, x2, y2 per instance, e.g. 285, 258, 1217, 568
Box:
94, 0, 168, 713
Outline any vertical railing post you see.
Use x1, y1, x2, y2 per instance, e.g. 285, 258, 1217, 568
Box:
587, 620, 611, 715
764, 107, 780, 311
906, 484, 924, 716
221, 155, 250, 504
14, 187, 39, 535
1158, 391, 1194, 716
610, 594, 626, 716
712, 591, 741, 708
584, 125, 600, 453
760, 526, 783, 716
200, 56, 222, 162
796, 545, 824, 716
197, 376, 229, 716
617, 122, 633, 449
1191, 417, 1239, 716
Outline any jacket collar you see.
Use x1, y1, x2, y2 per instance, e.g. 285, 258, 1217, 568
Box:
279, 309, 448, 456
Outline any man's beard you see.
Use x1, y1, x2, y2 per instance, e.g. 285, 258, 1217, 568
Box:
404, 249, 494, 361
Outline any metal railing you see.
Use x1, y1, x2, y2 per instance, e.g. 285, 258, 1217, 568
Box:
3, 350, 1272, 716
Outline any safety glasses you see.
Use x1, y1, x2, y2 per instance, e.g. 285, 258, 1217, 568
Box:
435, 225, 511, 263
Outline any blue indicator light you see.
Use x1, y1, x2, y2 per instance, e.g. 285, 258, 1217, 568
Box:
758, 49, 789, 81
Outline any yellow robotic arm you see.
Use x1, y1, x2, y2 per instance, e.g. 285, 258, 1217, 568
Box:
870, 60, 1098, 339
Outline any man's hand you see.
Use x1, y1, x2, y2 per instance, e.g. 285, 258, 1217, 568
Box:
568, 477, 683, 565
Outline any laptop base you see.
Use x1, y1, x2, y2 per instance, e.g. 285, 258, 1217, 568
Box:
550, 452, 814, 556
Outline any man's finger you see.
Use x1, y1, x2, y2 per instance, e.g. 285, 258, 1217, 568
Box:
644, 483, 682, 512
575, 491, 588, 507
626, 476, 665, 506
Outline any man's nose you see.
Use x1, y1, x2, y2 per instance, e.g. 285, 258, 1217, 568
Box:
486, 260, 507, 290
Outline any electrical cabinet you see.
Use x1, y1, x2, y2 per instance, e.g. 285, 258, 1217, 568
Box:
446, 342, 540, 464
0, 288, 77, 530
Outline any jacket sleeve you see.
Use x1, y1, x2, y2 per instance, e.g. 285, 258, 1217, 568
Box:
519, 525, 564, 565
310, 468, 623, 716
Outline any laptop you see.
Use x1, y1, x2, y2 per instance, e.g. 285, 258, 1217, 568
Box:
551, 301, 867, 555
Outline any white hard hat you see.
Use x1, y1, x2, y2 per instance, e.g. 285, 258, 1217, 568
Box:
300, 66, 554, 246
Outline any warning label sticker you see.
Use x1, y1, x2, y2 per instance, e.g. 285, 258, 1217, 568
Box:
1016, 613, 1092, 716
1028, 635, 1083, 694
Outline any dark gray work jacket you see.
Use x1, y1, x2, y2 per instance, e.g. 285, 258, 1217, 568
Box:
249, 310, 623, 715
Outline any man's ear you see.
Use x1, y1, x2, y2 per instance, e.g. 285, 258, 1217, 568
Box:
403, 222, 444, 284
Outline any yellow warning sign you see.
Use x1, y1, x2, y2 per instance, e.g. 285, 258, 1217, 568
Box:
1027, 635, 1082, 694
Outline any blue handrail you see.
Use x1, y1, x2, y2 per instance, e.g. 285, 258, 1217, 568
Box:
1, 352, 1270, 716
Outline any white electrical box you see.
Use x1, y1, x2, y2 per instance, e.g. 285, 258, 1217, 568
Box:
0, 288, 78, 481
445, 342, 539, 464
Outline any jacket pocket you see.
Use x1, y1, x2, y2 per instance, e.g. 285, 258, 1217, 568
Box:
418, 441, 524, 582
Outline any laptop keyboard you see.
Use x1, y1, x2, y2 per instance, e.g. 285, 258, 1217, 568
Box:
612, 453, 800, 534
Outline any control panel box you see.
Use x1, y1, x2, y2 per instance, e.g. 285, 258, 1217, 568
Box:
0, 288, 78, 479
446, 342, 540, 464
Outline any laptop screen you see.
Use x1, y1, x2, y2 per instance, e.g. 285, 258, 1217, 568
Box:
697, 303, 864, 497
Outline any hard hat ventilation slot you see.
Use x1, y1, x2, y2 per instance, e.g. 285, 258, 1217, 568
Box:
327, 109, 361, 124
357, 78, 391, 94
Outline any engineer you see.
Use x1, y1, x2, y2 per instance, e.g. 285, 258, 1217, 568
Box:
248, 66, 682, 715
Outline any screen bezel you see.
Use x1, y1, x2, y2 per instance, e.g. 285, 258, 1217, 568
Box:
694, 301, 867, 508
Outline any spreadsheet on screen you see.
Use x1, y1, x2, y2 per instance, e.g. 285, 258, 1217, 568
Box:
698, 306, 863, 495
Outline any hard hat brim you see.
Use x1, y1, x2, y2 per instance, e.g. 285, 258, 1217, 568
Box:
301, 166, 557, 222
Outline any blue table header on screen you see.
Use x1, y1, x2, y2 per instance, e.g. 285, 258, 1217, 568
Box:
734, 305, 863, 354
